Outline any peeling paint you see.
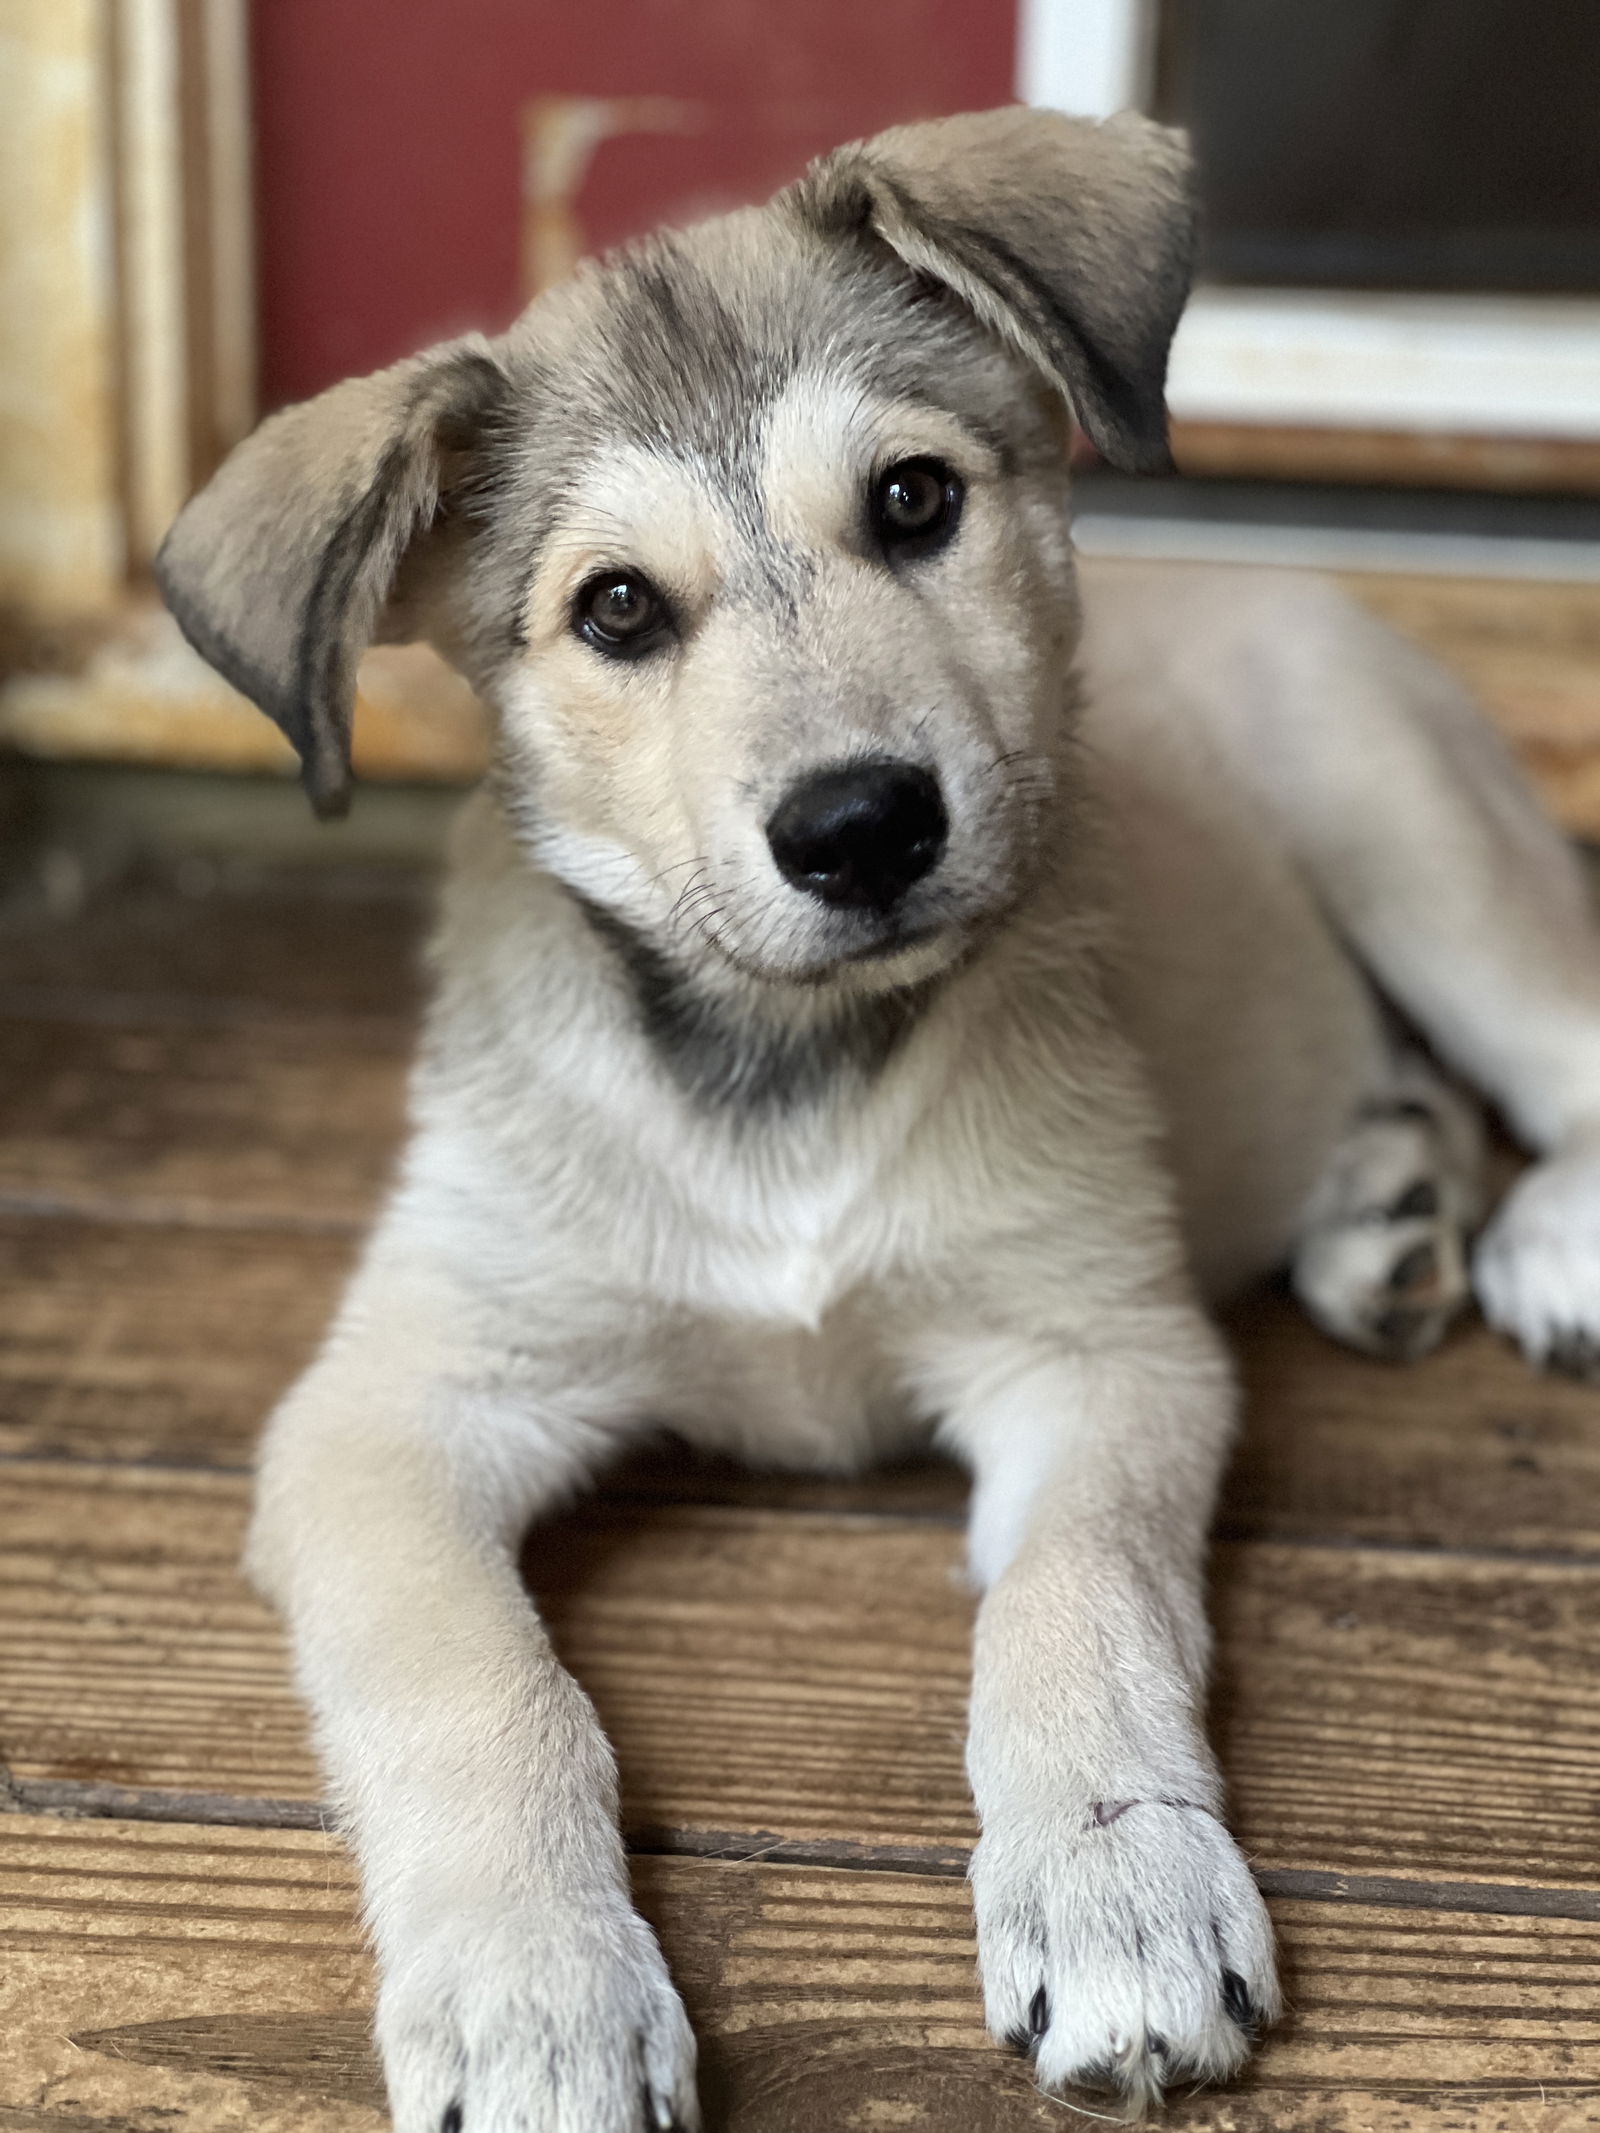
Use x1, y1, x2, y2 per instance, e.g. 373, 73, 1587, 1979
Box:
0, 605, 490, 784
521, 95, 702, 296
0, 1, 124, 610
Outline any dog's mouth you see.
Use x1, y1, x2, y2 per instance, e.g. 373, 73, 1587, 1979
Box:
697, 893, 1009, 997
837, 916, 947, 966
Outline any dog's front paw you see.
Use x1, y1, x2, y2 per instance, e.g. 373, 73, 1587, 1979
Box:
377, 1892, 700, 2133
972, 1798, 1279, 2115
1475, 1140, 1600, 1378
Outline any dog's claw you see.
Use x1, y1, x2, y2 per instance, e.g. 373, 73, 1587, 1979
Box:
1220, 1966, 1258, 2032
440, 2104, 463, 2133
644, 2085, 688, 2133
1007, 1981, 1052, 2059
1028, 1983, 1050, 2040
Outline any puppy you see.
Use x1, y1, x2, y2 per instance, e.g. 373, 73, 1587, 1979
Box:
158, 107, 1600, 2127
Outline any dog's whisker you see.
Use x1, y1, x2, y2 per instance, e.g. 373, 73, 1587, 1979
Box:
669, 887, 714, 926
672, 899, 729, 950
666, 870, 716, 927
648, 855, 713, 891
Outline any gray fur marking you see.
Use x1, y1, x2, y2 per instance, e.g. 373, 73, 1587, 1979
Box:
571, 890, 932, 1115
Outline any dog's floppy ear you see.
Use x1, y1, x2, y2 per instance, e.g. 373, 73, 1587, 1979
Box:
791, 106, 1194, 475
156, 337, 506, 817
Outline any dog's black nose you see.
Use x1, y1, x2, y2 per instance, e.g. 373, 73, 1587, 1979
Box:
767, 760, 948, 913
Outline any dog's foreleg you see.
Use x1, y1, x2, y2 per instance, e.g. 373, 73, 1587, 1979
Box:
935, 1312, 1278, 2110
248, 1268, 699, 2133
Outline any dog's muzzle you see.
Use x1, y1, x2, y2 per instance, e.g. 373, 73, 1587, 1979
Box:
766, 759, 948, 915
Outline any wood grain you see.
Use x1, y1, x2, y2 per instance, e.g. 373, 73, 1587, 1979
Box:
0, 1009, 405, 1228
1225, 1289, 1600, 1556
9, 1465, 1600, 1891
0, 1214, 352, 1466
0, 615, 490, 787
0, 1815, 378, 2133
1173, 418, 1600, 496
0, 871, 428, 1020
5, 1815, 1600, 2132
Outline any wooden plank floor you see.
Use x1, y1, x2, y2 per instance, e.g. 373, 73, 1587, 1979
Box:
5, 860, 1600, 2129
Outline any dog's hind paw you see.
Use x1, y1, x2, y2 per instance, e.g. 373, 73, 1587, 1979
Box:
973, 1798, 1280, 2116
1291, 1091, 1480, 1363
377, 1892, 699, 2133
1475, 1137, 1600, 1379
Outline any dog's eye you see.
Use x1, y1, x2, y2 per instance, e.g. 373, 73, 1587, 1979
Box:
873, 458, 963, 561
573, 571, 671, 659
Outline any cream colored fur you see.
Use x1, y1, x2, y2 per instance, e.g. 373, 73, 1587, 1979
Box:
156, 108, 1600, 2131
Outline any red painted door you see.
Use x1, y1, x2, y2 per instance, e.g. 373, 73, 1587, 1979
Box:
252, 1, 1016, 410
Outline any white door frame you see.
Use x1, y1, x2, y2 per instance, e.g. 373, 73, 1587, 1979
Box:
1016, 0, 1600, 447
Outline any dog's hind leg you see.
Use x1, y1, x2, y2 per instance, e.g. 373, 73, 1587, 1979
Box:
1290, 1049, 1485, 1361
1198, 573, 1600, 1375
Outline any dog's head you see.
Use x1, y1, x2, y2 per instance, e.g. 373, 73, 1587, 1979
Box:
160, 108, 1192, 997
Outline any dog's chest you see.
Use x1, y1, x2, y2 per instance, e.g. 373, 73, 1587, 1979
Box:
689, 1160, 877, 1326
649, 1132, 925, 1466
